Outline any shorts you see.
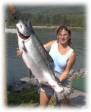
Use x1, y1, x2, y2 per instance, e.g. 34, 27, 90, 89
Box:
40, 84, 72, 99
39, 72, 73, 99
40, 84, 54, 97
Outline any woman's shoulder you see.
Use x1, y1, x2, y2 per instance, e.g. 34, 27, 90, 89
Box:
68, 46, 76, 57
69, 46, 75, 52
44, 40, 56, 49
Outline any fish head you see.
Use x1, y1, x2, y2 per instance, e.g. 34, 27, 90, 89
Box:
16, 20, 34, 40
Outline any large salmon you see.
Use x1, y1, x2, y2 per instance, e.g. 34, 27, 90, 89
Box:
16, 20, 64, 100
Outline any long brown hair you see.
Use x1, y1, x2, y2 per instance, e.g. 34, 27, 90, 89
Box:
56, 25, 72, 45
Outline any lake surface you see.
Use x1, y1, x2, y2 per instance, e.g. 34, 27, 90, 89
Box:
5, 28, 86, 86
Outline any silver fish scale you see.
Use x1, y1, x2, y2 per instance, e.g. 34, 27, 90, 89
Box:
23, 35, 54, 83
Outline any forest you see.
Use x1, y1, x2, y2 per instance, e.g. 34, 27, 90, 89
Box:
5, 5, 86, 28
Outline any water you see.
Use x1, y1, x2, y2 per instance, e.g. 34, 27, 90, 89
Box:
5, 28, 86, 86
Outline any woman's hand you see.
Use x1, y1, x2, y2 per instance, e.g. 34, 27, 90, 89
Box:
16, 48, 23, 56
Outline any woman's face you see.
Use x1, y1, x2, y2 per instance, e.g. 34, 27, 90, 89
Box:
57, 29, 70, 45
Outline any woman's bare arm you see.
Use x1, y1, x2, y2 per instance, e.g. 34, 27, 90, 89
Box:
59, 51, 76, 82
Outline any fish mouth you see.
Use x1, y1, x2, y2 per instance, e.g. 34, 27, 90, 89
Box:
16, 27, 30, 40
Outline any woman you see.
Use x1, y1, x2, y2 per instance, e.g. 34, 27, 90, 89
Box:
17, 25, 76, 107
40, 25, 76, 106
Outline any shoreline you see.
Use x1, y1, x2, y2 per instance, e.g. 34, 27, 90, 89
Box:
5, 26, 84, 33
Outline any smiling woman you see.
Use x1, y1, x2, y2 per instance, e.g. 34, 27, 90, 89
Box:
39, 25, 76, 106
56, 26, 71, 46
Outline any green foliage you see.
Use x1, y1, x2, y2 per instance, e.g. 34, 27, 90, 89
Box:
5, 6, 85, 28
7, 86, 39, 106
